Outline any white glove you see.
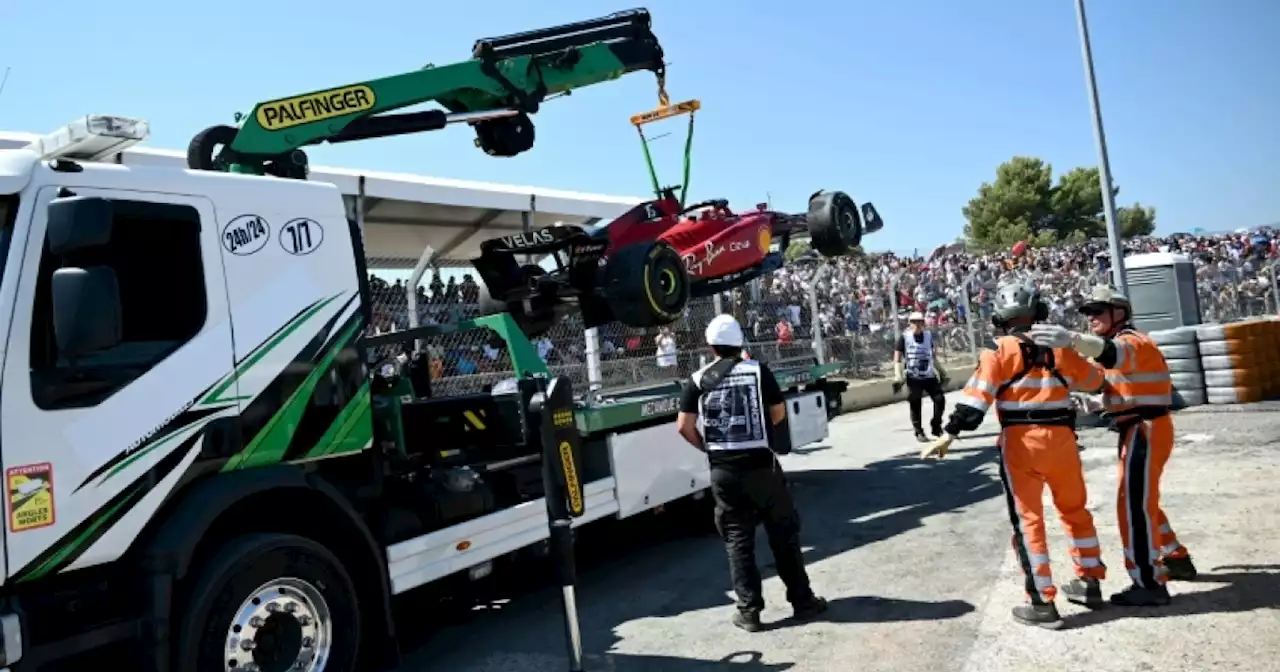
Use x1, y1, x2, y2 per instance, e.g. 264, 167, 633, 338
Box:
921, 433, 956, 460
1028, 324, 1106, 358
1027, 324, 1075, 348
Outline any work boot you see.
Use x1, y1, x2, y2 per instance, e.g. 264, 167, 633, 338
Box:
1060, 577, 1105, 609
732, 609, 762, 633
792, 596, 829, 620
930, 419, 944, 437
1110, 583, 1171, 607
914, 428, 929, 443
1164, 556, 1198, 581
1011, 602, 1064, 630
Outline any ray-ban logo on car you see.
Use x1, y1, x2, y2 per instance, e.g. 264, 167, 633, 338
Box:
502, 230, 554, 249
683, 241, 725, 275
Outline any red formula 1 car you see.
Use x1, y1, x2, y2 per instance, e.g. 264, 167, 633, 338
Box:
471, 187, 883, 335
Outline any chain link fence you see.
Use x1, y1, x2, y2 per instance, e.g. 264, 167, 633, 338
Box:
362, 242, 1280, 399
1196, 261, 1279, 323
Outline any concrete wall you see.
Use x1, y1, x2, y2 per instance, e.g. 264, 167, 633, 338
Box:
832, 364, 1111, 427
836, 364, 977, 412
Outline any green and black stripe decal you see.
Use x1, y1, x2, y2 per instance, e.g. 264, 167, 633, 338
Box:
223, 303, 365, 471
74, 405, 227, 493
14, 434, 201, 582
70, 294, 348, 493
23, 291, 370, 581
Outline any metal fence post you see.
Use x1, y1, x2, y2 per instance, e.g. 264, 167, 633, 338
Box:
889, 272, 903, 351
962, 271, 979, 362
405, 245, 436, 353
1270, 263, 1278, 315
808, 263, 831, 364
584, 328, 602, 390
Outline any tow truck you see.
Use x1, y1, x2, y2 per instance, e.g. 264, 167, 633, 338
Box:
0, 10, 839, 672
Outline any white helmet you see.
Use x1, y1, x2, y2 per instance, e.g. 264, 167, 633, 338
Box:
705, 314, 745, 347
908, 311, 925, 322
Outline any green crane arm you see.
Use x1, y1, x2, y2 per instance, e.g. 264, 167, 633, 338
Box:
187, 9, 666, 177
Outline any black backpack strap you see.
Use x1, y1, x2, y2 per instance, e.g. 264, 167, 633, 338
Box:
698, 357, 742, 400
994, 333, 1070, 398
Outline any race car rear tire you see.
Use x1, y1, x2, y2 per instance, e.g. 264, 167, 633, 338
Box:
603, 241, 689, 328
807, 190, 862, 256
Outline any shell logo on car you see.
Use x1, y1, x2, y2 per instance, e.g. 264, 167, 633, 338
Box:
757, 226, 772, 253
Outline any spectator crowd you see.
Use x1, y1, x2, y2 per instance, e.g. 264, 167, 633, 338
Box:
366, 227, 1280, 390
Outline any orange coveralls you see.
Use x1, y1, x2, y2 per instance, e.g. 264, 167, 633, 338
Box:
946, 332, 1108, 604
1096, 328, 1189, 588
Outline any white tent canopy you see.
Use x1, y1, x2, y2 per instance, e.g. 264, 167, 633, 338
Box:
0, 131, 644, 264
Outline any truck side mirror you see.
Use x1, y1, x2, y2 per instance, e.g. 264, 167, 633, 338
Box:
861, 203, 884, 235
51, 267, 122, 357
48, 196, 113, 254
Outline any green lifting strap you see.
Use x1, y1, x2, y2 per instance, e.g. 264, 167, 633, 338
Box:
631, 98, 700, 207
635, 113, 695, 207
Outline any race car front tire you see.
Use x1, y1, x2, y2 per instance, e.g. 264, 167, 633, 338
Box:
807, 190, 862, 255
604, 241, 690, 328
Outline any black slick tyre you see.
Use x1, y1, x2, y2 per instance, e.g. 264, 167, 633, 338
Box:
806, 190, 862, 255
175, 533, 362, 672
603, 241, 689, 328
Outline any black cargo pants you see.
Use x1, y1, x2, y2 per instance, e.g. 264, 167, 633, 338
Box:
710, 458, 816, 614
907, 375, 946, 431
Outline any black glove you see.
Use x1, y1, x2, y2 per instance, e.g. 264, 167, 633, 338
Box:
892, 381, 904, 395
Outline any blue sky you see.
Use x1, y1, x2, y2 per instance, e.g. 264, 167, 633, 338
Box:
2, 0, 1276, 255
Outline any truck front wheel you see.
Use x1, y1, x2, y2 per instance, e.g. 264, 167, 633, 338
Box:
176, 533, 362, 672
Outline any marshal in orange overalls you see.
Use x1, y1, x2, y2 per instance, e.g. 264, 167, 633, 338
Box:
944, 332, 1108, 604
1097, 328, 1190, 589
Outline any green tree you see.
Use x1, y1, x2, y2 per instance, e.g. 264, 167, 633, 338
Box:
963, 157, 1157, 250
783, 240, 863, 262
784, 240, 811, 262
1118, 203, 1157, 237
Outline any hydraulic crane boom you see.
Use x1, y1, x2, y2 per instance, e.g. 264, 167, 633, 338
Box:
187, 9, 666, 178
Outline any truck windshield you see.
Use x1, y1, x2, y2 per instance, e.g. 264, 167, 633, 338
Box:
0, 196, 15, 291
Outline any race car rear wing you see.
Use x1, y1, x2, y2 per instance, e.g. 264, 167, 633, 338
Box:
472, 225, 610, 302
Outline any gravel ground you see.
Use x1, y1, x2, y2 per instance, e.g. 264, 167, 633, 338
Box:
394, 395, 1280, 672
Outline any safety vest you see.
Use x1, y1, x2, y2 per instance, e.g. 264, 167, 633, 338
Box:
904, 330, 936, 379
957, 332, 1104, 429
1100, 327, 1173, 416
691, 359, 772, 452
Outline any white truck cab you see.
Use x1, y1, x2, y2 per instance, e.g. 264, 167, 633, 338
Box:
0, 117, 372, 670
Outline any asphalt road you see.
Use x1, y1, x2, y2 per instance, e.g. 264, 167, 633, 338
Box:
393, 396, 1280, 672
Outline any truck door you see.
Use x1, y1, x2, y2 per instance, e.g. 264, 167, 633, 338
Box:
217, 207, 368, 470
0, 187, 237, 583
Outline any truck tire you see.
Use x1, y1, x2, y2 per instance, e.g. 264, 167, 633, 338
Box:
187, 124, 239, 171
806, 190, 862, 256
604, 241, 689, 328
176, 533, 361, 672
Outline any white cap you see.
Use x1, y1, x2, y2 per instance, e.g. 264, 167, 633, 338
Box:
705, 314, 745, 347
908, 311, 925, 321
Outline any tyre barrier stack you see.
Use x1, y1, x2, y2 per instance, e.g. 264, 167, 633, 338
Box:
1150, 326, 1206, 408
1192, 319, 1280, 405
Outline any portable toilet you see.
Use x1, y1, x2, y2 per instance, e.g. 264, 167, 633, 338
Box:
1123, 252, 1202, 332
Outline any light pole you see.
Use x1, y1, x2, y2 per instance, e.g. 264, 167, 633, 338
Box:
1074, 0, 1129, 297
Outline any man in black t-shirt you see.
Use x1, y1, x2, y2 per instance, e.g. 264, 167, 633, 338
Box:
676, 314, 827, 633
